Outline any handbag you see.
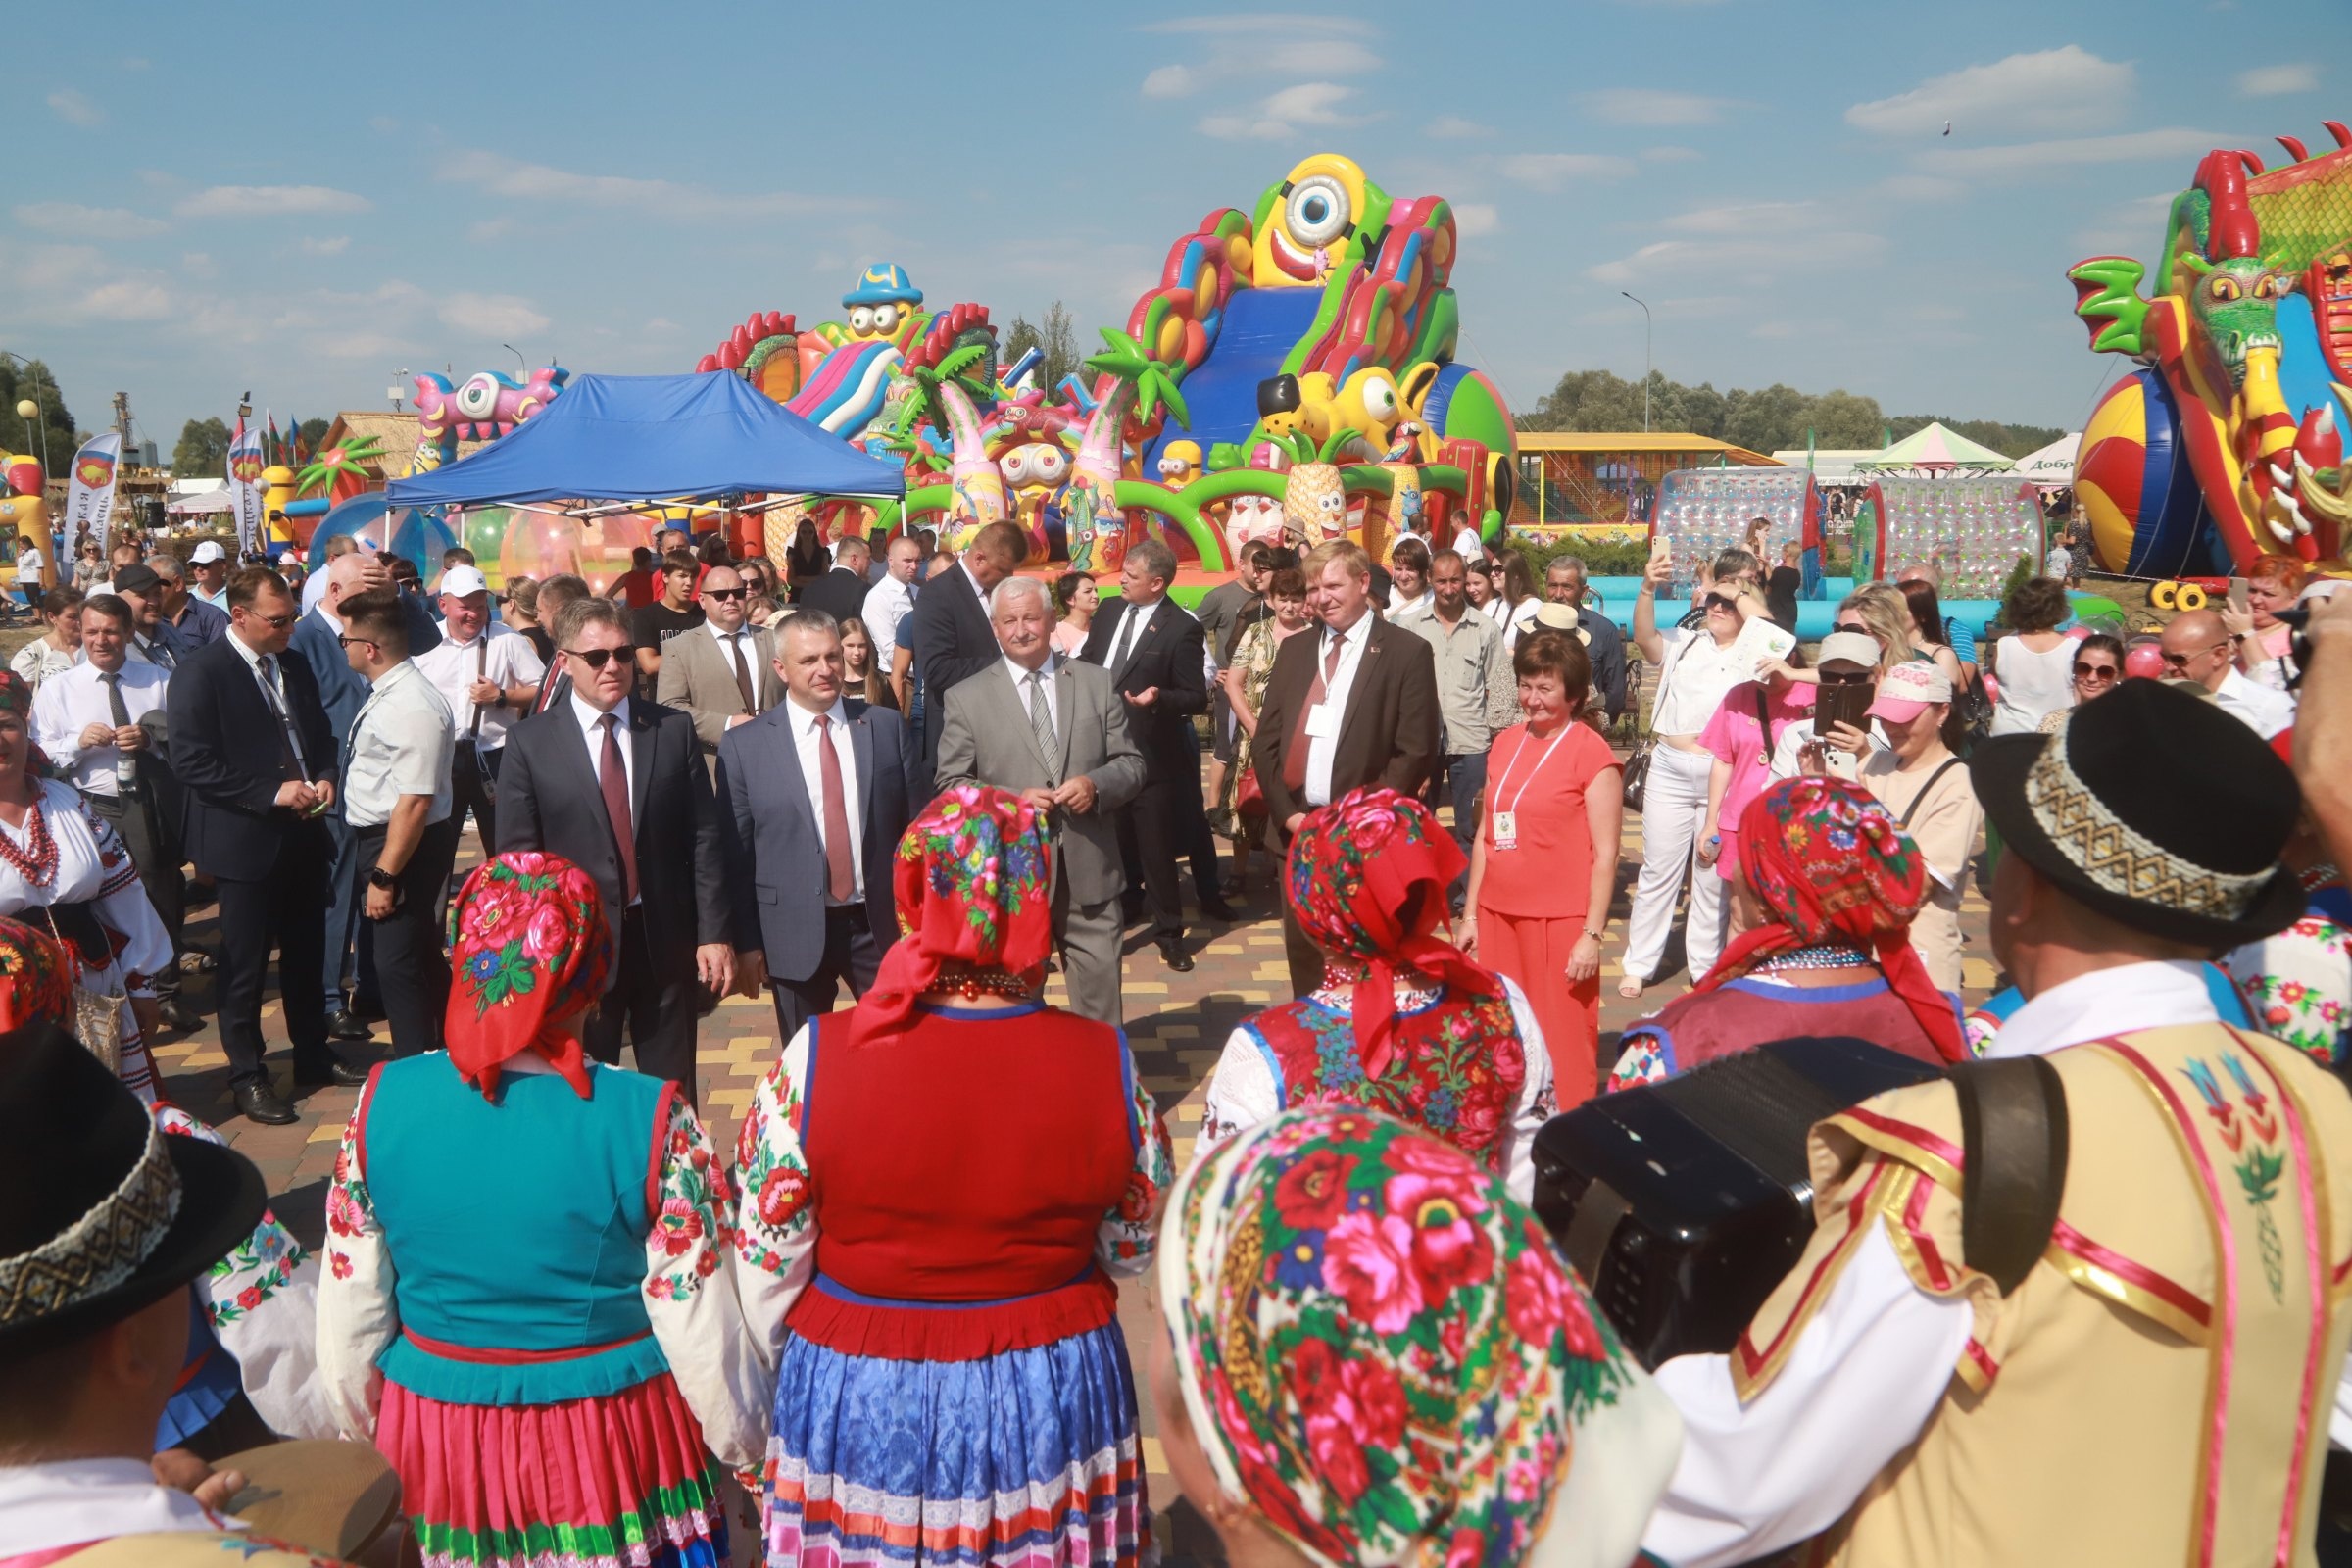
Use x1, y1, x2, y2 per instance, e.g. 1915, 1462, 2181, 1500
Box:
1622, 632, 1689, 815
43, 906, 124, 1074
1236, 765, 1267, 818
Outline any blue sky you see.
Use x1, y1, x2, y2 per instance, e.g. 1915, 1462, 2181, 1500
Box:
8, 0, 2349, 455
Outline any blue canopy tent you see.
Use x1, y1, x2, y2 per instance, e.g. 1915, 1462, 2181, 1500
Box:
386, 371, 906, 510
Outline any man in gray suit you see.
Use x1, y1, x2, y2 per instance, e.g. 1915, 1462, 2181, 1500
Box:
656, 564, 785, 772
715, 611, 914, 1042
936, 575, 1145, 1025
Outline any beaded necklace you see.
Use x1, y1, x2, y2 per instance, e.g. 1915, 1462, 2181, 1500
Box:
0, 797, 59, 889
933, 964, 1036, 1002
1752, 942, 1871, 974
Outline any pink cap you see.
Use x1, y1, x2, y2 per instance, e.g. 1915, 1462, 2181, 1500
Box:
1867, 660, 1952, 722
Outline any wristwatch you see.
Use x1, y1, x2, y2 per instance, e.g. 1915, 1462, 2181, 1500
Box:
368, 866, 398, 891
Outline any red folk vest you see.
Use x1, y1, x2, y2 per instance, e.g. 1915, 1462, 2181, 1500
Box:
1241, 988, 1525, 1171
791, 1000, 1136, 1359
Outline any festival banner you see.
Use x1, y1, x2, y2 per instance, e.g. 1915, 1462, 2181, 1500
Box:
227, 418, 266, 555
62, 432, 122, 558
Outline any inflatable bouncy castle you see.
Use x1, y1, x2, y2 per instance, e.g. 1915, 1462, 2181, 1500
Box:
2070, 121, 2352, 576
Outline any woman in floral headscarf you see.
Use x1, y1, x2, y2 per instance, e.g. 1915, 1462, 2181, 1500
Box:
1203, 786, 1557, 1203
1154, 1105, 1683, 1568
1609, 776, 1966, 1090
317, 851, 769, 1568
732, 784, 1175, 1568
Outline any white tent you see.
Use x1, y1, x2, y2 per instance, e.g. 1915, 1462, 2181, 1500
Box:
2013, 432, 2081, 482
165, 487, 236, 515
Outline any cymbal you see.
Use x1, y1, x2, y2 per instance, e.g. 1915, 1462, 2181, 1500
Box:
217, 1439, 403, 1559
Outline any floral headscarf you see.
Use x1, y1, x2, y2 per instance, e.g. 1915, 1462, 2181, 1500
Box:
1161, 1106, 1676, 1568
0, 915, 74, 1031
1705, 776, 1964, 1061
1286, 789, 1502, 1076
444, 851, 612, 1098
844, 784, 1054, 1049
0, 671, 52, 784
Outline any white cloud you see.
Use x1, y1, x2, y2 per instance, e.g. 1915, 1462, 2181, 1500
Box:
1143, 14, 1382, 75
78, 280, 172, 320
47, 89, 103, 127
1583, 88, 1733, 127
644, 317, 681, 334
175, 185, 371, 218
179, 253, 216, 278
1497, 153, 1639, 190
299, 235, 352, 256
1200, 80, 1361, 140
439, 150, 868, 220
1426, 116, 1492, 139
1750, 321, 1799, 339
1589, 228, 1886, 287
1452, 203, 1499, 236
1919, 127, 2230, 177
1660, 201, 1816, 235
438, 292, 551, 338
313, 332, 416, 362
1847, 46, 2133, 137
13, 203, 167, 239
2238, 64, 2319, 97
1142, 64, 1196, 98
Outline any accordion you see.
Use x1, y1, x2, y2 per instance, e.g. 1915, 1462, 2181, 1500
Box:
1532, 1036, 1945, 1369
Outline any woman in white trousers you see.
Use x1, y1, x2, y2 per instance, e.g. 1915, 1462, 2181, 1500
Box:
1620, 544, 1768, 997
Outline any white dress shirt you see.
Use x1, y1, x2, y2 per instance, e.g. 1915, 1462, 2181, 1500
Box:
569, 691, 638, 811
29, 658, 170, 796
1102, 595, 1169, 675
1642, 960, 2226, 1568
2212, 666, 2295, 740
704, 619, 767, 714
415, 627, 545, 750
227, 629, 313, 778
862, 574, 918, 668
0, 1457, 246, 1558
343, 660, 456, 828
786, 694, 863, 903
1004, 655, 1057, 743
1304, 611, 1375, 808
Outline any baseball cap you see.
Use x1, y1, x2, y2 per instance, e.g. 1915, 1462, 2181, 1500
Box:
1867, 660, 1954, 722
188, 541, 226, 564
111, 563, 162, 597
1817, 631, 1881, 671
440, 564, 489, 599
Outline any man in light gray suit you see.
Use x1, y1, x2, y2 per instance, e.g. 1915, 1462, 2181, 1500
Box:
715, 610, 915, 1042
657, 564, 786, 772
936, 574, 1146, 1025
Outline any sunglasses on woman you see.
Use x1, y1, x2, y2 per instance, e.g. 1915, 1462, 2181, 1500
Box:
564, 645, 638, 670
1834, 620, 1869, 635
2073, 662, 2119, 682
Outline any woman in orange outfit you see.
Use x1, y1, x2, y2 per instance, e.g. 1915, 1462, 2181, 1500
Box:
1457, 628, 1623, 1106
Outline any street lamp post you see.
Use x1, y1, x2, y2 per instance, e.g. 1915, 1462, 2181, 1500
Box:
1621, 292, 1652, 433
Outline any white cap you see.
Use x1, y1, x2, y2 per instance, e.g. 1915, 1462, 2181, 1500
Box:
439, 564, 489, 599
1817, 631, 1882, 670
188, 541, 226, 564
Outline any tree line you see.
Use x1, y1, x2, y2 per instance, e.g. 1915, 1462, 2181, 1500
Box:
1519, 368, 2065, 460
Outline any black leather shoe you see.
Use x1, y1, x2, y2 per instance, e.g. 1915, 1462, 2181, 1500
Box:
234, 1081, 299, 1125
1157, 936, 1195, 973
1198, 897, 1240, 924
294, 1056, 370, 1089
155, 997, 203, 1033
323, 1009, 373, 1042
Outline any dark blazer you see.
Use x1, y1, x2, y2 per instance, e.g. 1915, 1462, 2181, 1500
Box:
1078, 594, 1209, 776
714, 701, 912, 982
494, 698, 728, 985
288, 597, 445, 742
1252, 613, 1441, 840
908, 564, 999, 781
167, 634, 338, 879
799, 565, 870, 626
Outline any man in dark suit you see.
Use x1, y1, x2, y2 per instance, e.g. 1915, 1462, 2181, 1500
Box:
1079, 537, 1213, 970
495, 597, 733, 1099
167, 566, 358, 1124
798, 534, 872, 624
908, 520, 1024, 785
717, 611, 913, 1041
522, 573, 590, 717
1253, 538, 1442, 994
289, 548, 442, 1040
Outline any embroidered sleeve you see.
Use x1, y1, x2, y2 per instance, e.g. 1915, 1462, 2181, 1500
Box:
643, 1089, 770, 1471
732, 1025, 817, 1377
1496, 977, 1557, 1207
1607, 1027, 1675, 1092
84, 803, 172, 994
315, 1080, 397, 1441
1200, 1024, 1281, 1150
1097, 1032, 1174, 1277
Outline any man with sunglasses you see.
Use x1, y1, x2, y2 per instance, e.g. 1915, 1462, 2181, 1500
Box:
655, 564, 783, 774
2159, 607, 2292, 739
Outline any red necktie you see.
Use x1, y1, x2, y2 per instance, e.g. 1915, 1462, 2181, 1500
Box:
598, 713, 639, 906
816, 714, 855, 904
1282, 634, 1346, 793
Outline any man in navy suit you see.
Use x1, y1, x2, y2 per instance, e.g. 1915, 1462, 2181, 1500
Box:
495, 597, 733, 1099
718, 610, 914, 1042
167, 567, 354, 1124
288, 548, 442, 1040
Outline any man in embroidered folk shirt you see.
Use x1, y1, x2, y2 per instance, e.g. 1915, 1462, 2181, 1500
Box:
414, 564, 544, 859
1640, 680, 2352, 1568
337, 589, 459, 1057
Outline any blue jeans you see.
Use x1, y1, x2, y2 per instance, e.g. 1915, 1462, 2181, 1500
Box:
1429, 751, 1487, 912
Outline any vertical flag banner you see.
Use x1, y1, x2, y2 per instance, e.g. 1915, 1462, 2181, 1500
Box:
63, 432, 122, 559
227, 419, 266, 555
